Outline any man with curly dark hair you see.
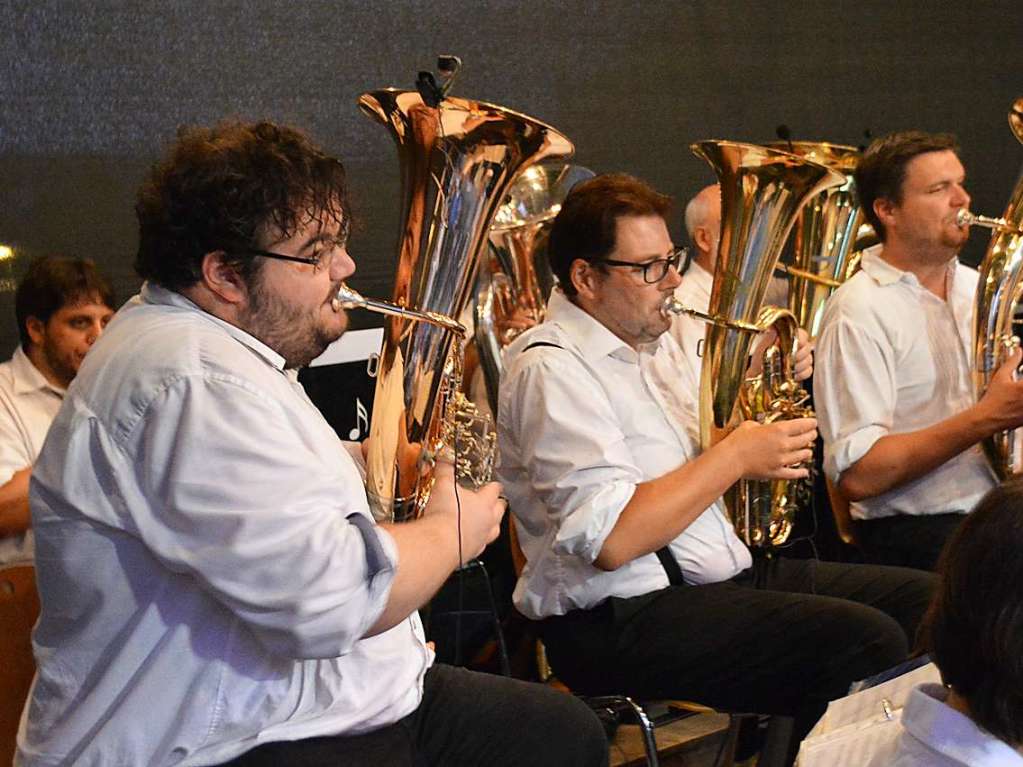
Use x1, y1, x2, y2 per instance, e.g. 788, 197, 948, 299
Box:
15, 121, 607, 767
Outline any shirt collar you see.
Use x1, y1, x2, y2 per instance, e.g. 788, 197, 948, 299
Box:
684, 261, 714, 294
546, 288, 642, 363
140, 282, 288, 371
10, 345, 65, 398
902, 683, 1023, 765
861, 245, 960, 293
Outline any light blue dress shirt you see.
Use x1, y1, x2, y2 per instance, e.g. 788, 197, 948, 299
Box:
16, 284, 431, 766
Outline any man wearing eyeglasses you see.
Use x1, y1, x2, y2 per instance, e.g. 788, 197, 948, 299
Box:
16, 121, 606, 767
497, 173, 936, 764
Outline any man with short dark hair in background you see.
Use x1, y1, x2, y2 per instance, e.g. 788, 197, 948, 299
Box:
0, 255, 114, 564
16, 121, 606, 767
815, 131, 1023, 570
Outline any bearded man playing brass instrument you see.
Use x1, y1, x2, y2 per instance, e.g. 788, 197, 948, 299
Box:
15, 121, 607, 767
814, 131, 1023, 571
498, 173, 935, 764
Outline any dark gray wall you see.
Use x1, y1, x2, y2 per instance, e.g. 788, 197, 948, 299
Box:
2, 0, 1022, 352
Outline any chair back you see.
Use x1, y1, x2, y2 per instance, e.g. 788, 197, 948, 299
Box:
825, 478, 859, 547
0, 565, 39, 765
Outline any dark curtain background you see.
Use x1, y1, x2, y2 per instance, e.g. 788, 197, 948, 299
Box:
2, 0, 1022, 350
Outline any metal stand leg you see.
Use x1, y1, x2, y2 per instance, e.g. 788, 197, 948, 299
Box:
585, 695, 659, 767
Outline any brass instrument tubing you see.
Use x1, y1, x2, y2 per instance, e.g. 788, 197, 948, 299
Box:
777, 264, 843, 289
661, 295, 762, 334
956, 209, 1023, 235
333, 283, 467, 336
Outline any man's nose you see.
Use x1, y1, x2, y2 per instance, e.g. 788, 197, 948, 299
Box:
330, 247, 356, 281
86, 320, 105, 346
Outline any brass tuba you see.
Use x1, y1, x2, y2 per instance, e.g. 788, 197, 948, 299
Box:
766, 142, 863, 338
970, 98, 1023, 479
474, 163, 594, 414
685, 141, 845, 547
357, 84, 573, 522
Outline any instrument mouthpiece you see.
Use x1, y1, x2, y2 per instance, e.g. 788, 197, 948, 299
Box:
661, 294, 681, 318
331, 282, 365, 313
956, 209, 1023, 235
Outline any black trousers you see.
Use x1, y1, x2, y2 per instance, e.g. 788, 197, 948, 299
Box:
537, 557, 935, 764
854, 512, 966, 571
217, 664, 608, 767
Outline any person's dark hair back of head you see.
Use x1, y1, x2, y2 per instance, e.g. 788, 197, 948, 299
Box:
922, 481, 1023, 745
15, 255, 116, 350
855, 131, 959, 241
135, 120, 349, 291
548, 173, 672, 297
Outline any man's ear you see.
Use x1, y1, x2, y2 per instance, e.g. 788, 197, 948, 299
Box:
570, 258, 601, 301
874, 197, 896, 231
694, 225, 715, 255
199, 251, 248, 305
25, 316, 46, 348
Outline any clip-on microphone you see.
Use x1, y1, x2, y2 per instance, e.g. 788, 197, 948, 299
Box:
776, 124, 795, 154
415, 54, 463, 107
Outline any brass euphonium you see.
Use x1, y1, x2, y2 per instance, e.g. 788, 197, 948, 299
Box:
356, 81, 573, 522
970, 97, 1023, 479
681, 141, 845, 547
767, 142, 863, 338
474, 163, 594, 413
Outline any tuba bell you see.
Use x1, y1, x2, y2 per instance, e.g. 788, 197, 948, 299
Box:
473, 163, 594, 414
970, 98, 1023, 479
767, 142, 863, 338
687, 140, 845, 547
356, 76, 573, 522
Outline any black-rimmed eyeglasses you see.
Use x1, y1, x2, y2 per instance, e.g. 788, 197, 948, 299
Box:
229, 236, 348, 275
598, 246, 687, 283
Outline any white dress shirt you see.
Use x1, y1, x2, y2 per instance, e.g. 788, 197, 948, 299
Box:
497, 290, 751, 620
867, 684, 1023, 767
669, 262, 789, 373
17, 284, 431, 767
814, 248, 995, 520
0, 346, 65, 565
669, 261, 713, 368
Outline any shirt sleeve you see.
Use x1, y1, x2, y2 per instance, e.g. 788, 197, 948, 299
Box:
498, 349, 642, 564
814, 317, 897, 482
0, 388, 34, 484
116, 373, 396, 659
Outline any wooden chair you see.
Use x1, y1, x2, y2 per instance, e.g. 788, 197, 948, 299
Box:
825, 477, 860, 548
0, 565, 40, 766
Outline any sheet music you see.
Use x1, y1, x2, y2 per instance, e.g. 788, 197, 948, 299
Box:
796, 662, 942, 767
797, 712, 903, 766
